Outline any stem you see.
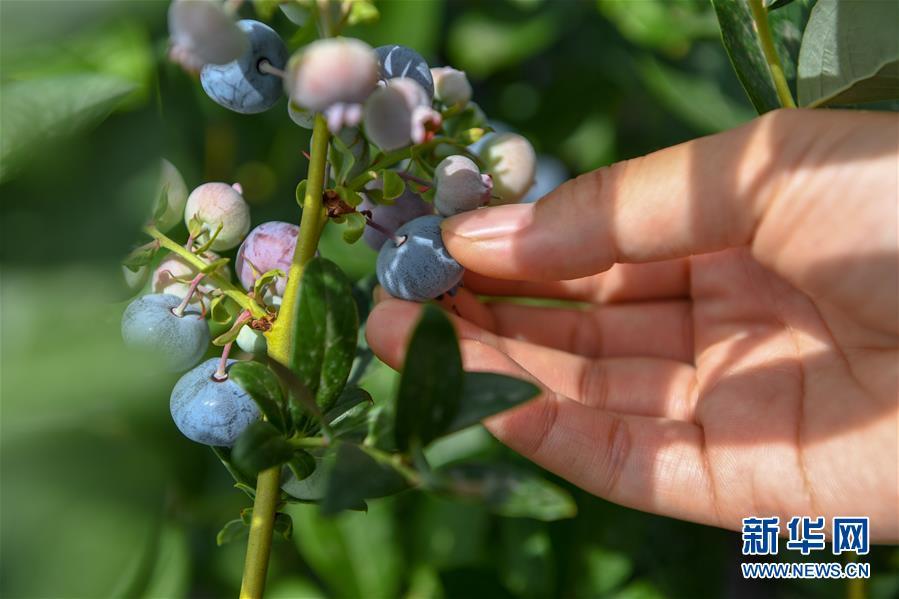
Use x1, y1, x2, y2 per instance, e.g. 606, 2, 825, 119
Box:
266, 114, 332, 362
214, 341, 234, 380
144, 225, 266, 319
748, 0, 796, 108
172, 273, 205, 317
238, 467, 281, 599
258, 60, 285, 79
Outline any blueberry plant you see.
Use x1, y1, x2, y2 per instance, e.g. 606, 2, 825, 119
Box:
121, 1, 558, 596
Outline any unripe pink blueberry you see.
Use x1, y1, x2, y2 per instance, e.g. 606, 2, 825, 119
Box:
479, 132, 537, 205
154, 159, 189, 232
234, 221, 299, 305
431, 67, 472, 106
363, 78, 441, 151
183, 182, 251, 251
434, 155, 493, 216
285, 38, 378, 112
152, 251, 229, 310
167, 0, 249, 72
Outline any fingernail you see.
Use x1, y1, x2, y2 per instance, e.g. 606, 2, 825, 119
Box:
441, 203, 534, 240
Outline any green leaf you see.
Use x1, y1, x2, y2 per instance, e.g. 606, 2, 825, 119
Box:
341, 212, 366, 244
0, 73, 134, 183
266, 357, 328, 435
231, 421, 295, 476
337, 186, 363, 208
325, 386, 374, 424
274, 512, 294, 540
381, 170, 405, 201
228, 361, 288, 433
289, 258, 359, 413
321, 443, 409, 515
443, 372, 540, 437
348, 0, 379, 26
638, 56, 755, 134
394, 305, 464, 451
253, 268, 286, 300
797, 0, 899, 107
767, 0, 796, 10
448, 13, 560, 78
121, 243, 158, 272
597, 0, 719, 55
295, 179, 308, 207
216, 519, 249, 546
252, 0, 279, 20
287, 450, 316, 481
711, 0, 782, 113
438, 463, 577, 521
209, 295, 234, 324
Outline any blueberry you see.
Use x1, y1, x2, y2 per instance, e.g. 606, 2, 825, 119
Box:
434, 155, 493, 216
200, 20, 287, 114
170, 358, 260, 447
168, 0, 249, 72
183, 182, 251, 251
121, 293, 209, 371
152, 251, 228, 311
234, 221, 299, 305
359, 188, 433, 250
286, 38, 378, 112
376, 215, 464, 302
431, 67, 471, 106
479, 132, 537, 205
363, 78, 440, 151
374, 45, 434, 99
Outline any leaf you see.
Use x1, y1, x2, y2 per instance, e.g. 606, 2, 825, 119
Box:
324, 386, 374, 424
342, 212, 366, 244
766, 0, 796, 10
381, 170, 405, 201
228, 361, 288, 433
336, 186, 363, 208
252, 0, 279, 20
0, 73, 134, 183
274, 512, 294, 540
711, 0, 784, 113
289, 258, 359, 413
321, 443, 409, 515
287, 450, 316, 481
448, 13, 560, 78
209, 295, 233, 324
394, 305, 464, 451
295, 179, 308, 207
253, 268, 286, 300
438, 463, 577, 521
443, 372, 540, 436
638, 56, 755, 134
348, 0, 379, 26
266, 357, 328, 435
216, 519, 249, 546
797, 0, 899, 107
121, 243, 158, 272
231, 421, 295, 476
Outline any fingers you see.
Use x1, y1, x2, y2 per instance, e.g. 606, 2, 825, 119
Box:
441, 109, 895, 283
366, 300, 719, 527
462, 259, 691, 304
486, 300, 693, 362
366, 298, 698, 421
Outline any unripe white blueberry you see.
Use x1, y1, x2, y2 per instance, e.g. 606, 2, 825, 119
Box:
152, 251, 229, 310
122, 264, 150, 291
288, 101, 315, 129
431, 67, 472, 106
285, 38, 378, 112
479, 132, 537, 205
234, 221, 299, 305
183, 182, 251, 251
236, 325, 267, 354
167, 0, 249, 72
154, 159, 189, 232
434, 155, 493, 216
363, 78, 441, 151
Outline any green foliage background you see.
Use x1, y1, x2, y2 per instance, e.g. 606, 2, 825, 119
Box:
1, 1, 897, 597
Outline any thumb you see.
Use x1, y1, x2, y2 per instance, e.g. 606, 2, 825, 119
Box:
441, 109, 890, 282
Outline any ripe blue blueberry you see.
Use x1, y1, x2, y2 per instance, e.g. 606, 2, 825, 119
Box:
376, 215, 464, 302
121, 293, 209, 371
359, 188, 433, 250
374, 44, 434, 99
200, 20, 287, 114
434, 155, 493, 216
170, 358, 261, 447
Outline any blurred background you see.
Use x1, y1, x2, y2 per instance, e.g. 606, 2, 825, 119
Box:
1, 1, 897, 597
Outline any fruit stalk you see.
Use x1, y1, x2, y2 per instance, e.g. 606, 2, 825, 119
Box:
240, 113, 331, 599
238, 467, 281, 599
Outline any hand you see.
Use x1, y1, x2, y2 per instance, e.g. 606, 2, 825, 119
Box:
366, 109, 899, 540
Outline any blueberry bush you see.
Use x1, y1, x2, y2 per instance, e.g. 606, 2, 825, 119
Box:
1, 1, 897, 598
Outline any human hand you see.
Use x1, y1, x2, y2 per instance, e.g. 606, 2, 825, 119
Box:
366, 109, 899, 540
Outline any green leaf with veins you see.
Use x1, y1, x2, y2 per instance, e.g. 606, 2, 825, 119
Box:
394, 305, 464, 451
381, 170, 405, 201
231, 421, 295, 476
321, 443, 409, 515
289, 258, 359, 413
228, 361, 288, 433
797, 0, 899, 107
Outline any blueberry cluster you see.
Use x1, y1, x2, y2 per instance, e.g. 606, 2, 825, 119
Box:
122, 3, 540, 448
